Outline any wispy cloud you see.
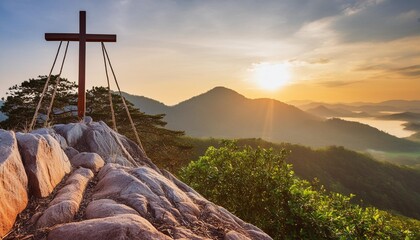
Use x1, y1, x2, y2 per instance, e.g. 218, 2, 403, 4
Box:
357, 64, 420, 77
333, 1, 420, 42
356, 65, 386, 71
288, 58, 331, 66
342, 0, 385, 16
395, 65, 420, 77
308, 58, 331, 64
317, 80, 362, 88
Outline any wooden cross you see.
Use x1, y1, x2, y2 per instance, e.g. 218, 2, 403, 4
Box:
45, 11, 117, 119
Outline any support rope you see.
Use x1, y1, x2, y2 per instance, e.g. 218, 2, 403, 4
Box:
101, 42, 117, 132
44, 41, 70, 127
101, 43, 146, 154
29, 41, 63, 131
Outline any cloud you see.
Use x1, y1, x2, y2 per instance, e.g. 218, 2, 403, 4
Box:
342, 0, 385, 16
332, 1, 420, 42
357, 64, 420, 77
112, 0, 344, 42
309, 58, 331, 64
294, 17, 338, 44
289, 58, 331, 65
317, 80, 362, 88
395, 65, 420, 77
356, 65, 385, 71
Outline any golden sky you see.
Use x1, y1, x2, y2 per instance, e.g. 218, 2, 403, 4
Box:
1, 0, 420, 105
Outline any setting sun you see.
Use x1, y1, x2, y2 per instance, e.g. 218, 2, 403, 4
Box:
251, 62, 292, 91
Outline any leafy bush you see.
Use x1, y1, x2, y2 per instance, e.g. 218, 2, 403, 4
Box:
184, 138, 420, 220
180, 141, 419, 239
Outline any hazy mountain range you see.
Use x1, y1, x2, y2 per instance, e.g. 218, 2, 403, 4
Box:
298, 101, 420, 138
292, 100, 420, 115
1, 88, 417, 152
122, 87, 420, 152
378, 112, 420, 122
305, 105, 371, 118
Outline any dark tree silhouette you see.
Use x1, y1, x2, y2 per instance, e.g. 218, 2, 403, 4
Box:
0, 77, 191, 169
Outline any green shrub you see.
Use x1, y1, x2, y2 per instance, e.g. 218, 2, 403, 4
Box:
180, 141, 418, 239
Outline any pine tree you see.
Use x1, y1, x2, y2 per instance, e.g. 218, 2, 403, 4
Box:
0, 77, 191, 168
0, 75, 78, 130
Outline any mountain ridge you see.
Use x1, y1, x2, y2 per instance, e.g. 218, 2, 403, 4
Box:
1, 87, 417, 152
296, 100, 420, 113
120, 92, 169, 115
120, 86, 420, 152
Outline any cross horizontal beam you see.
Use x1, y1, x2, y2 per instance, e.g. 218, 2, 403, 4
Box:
45, 33, 116, 42
45, 11, 117, 119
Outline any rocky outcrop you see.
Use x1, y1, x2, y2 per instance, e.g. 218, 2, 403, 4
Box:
48, 214, 172, 240
85, 199, 139, 218
0, 130, 28, 237
79, 163, 271, 239
16, 132, 71, 198
35, 167, 94, 228
1, 120, 272, 239
54, 121, 160, 173
53, 121, 153, 168
225, 231, 252, 240
70, 152, 104, 172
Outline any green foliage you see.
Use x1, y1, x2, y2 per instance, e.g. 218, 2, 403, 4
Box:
184, 137, 420, 220
0, 77, 190, 168
180, 141, 419, 239
0, 75, 78, 130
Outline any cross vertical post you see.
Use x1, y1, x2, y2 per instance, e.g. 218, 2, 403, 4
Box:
45, 11, 117, 119
79, 11, 86, 118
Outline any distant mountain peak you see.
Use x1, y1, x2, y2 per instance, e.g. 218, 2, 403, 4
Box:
173, 86, 247, 108
205, 86, 246, 98
210, 86, 231, 91
306, 105, 339, 117
313, 105, 330, 110
120, 92, 169, 115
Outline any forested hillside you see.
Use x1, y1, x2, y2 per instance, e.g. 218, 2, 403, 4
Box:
183, 138, 420, 220
180, 142, 420, 239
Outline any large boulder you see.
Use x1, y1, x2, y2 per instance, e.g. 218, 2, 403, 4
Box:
85, 199, 139, 219
225, 231, 252, 240
52, 123, 87, 147
47, 214, 171, 240
31, 128, 68, 149
54, 121, 158, 171
91, 163, 272, 239
70, 152, 105, 173
16, 133, 71, 198
36, 167, 94, 228
0, 130, 28, 238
